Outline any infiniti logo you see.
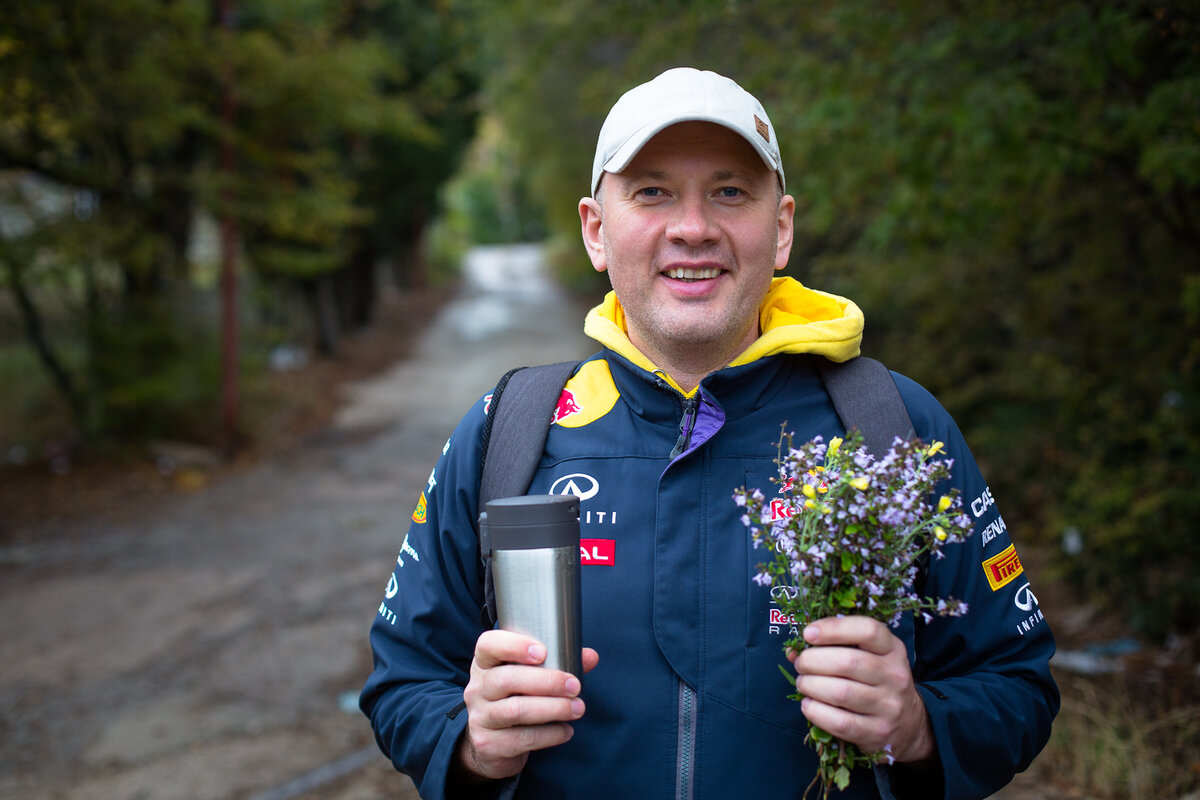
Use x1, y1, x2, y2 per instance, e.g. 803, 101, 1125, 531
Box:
1013, 582, 1039, 612
550, 473, 600, 501
770, 585, 800, 602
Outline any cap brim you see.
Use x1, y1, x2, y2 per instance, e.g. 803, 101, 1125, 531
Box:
594, 115, 782, 196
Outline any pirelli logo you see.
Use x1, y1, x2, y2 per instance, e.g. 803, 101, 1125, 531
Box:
982, 544, 1024, 591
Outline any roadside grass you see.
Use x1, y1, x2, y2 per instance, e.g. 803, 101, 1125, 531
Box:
1027, 670, 1200, 799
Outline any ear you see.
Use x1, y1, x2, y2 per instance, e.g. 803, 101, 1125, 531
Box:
579, 197, 608, 273
774, 194, 795, 271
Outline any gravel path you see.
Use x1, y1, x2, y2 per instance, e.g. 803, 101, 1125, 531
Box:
0, 244, 593, 800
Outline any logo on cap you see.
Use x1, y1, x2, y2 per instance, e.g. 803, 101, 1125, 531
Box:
754, 114, 770, 143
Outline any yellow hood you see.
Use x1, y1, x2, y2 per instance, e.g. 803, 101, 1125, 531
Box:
583, 276, 863, 385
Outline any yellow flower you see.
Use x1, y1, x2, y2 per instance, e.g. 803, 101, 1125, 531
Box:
828, 437, 843, 456
927, 441, 945, 457
802, 483, 817, 500
804, 499, 816, 510
938, 495, 953, 512
935, 527, 948, 541
849, 476, 871, 491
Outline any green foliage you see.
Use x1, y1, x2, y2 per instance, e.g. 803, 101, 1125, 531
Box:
769, 1, 1200, 640
88, 298, 219, 444
473, 1, 1200, 638
1, 0, 481, 448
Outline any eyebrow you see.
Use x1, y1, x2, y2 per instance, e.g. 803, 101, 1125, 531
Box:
622, 168, 763, 186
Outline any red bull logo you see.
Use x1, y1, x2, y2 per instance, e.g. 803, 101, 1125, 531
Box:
769, 608, 798, 626
552, 389, 583, 424
770, 499, 796, 521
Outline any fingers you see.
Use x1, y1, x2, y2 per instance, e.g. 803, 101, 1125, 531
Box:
802, 615, 896, 655
472, 629, 551, 670
793, 616, 909, 696
801, 694, 897, 753
474, 631, 600, 675
459, 631, 597, 780
468, 631, 586, 712
467, 666, 585, 722
797, 678, 933, 762
790, 616, 933, 760
466, 700, 582, 770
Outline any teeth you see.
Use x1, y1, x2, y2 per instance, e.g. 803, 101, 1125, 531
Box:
665, 267, 722, 280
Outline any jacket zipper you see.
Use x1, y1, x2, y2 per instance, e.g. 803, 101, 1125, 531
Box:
669, 395, 700, 459
675, 679, 697, 800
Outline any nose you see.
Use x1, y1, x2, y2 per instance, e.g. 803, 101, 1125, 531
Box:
665, 195, 720, 247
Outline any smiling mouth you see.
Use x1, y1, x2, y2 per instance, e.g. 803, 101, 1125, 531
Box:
664, 267, 723, 281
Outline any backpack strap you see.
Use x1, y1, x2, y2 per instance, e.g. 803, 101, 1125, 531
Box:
477, 360, 579, 626
816, 356, 914, 457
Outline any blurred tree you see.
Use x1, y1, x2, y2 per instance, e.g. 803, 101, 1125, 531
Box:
474, 0, 1200, 638
0, 0, 481, 443
765, 1, 1200, 640
1, 0, 213, 442
230, 0, 480, 353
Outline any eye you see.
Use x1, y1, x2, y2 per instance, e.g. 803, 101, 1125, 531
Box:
716, 186, 744, 199
637, 187, 665, 198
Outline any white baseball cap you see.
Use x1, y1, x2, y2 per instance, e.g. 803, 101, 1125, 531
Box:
590, 67, 785, 197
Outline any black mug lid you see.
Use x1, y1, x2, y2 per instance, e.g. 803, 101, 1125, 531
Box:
484, 494, 580, 550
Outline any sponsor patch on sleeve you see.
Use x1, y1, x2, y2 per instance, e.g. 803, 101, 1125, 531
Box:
982, 543, 1024, 591
411, 492, 428, 524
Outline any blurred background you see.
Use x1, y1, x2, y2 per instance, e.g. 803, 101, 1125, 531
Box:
1, 1, 1197, 798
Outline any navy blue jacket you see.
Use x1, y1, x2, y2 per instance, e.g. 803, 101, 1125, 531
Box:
361, 282, 1058, 799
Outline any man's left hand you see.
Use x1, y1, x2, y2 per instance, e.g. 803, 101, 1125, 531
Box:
789, 615, 936, 765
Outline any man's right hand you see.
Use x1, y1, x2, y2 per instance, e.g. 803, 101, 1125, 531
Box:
456, 630, 600, 782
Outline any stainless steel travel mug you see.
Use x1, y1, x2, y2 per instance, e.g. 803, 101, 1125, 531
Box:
482, 494, 582, 676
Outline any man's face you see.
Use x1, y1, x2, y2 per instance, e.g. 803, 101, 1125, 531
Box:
580, 121, 794, 370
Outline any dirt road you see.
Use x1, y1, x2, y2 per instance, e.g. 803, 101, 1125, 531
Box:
0, 244, 594, 800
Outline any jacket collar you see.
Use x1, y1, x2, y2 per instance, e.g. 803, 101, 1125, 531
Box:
584, 276, 864, 395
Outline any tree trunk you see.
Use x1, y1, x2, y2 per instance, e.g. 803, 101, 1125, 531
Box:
3, 258, 89, 438
306, 274, 342, 356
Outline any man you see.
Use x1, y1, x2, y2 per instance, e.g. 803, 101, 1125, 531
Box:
361, 67, 1058, 799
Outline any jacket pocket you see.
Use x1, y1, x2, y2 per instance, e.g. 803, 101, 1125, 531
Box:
738, 467, 810, 733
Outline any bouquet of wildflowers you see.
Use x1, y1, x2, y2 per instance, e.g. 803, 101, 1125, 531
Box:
733, 429, 973, 798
